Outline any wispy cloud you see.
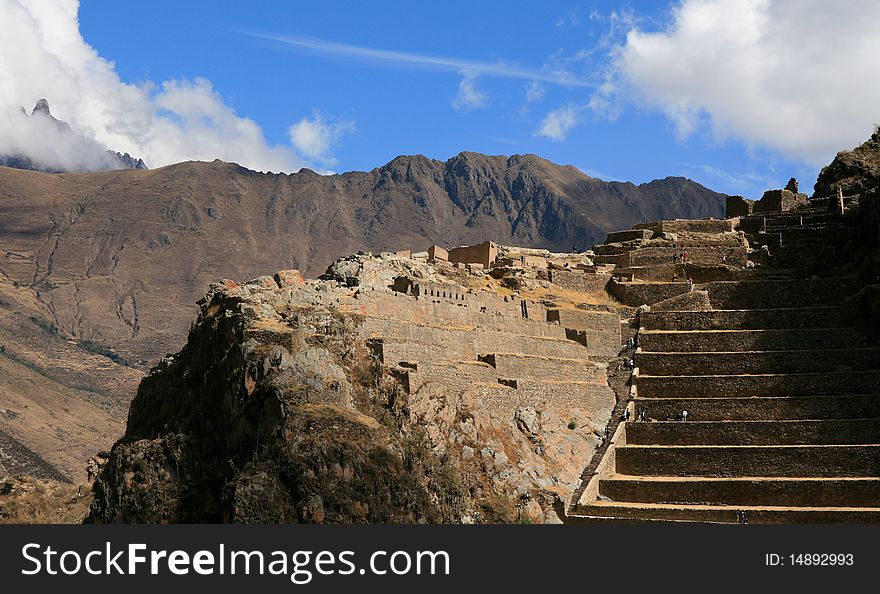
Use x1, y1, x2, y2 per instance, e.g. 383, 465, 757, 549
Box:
685, 163, 783, 197
289, 112, 356, 167
452, 72, 487, 111
244, 32, 595, 88
536, 104, 582, 141
526, 81, 545, 103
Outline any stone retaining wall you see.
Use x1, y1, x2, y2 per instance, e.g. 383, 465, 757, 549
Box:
640, 307, 849, 331
548, 269, 612, 294
637, 349, 879, 376
635, 219, 736, 234
706, 277, 860, 309
609, 281, 691, 306
629, 246, 747, 266
637, 370, 880, 398
638, 327, 870, 352
481, 353, 605, 381
547, 309, 621, 357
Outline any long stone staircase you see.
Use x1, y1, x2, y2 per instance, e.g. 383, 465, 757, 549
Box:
567, 204, 880, 523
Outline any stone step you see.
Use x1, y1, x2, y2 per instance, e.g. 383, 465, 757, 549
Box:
624, 419, 880, 445
569, 501, 880, 524
638, 328, 868, 352
634, 395, 880, 421
637, 370, 880, 398
705, 277, 860, 309
615, 444, 880, 477
636, 349, 880, 375
598, 476, 880, 507
640, 306, 850, 330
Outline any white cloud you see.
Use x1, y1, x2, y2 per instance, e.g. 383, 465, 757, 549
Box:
289, 114, 355, 167
608, 0, 880, 163
526, 81, 545, 103
452, 72, 487, 111
0, 0, 347, 173
536, 104, 581, 141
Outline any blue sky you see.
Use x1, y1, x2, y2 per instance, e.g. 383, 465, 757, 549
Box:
60, 1, 880, 196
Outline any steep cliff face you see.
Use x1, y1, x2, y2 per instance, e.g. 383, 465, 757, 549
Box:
88, 252, 620, 523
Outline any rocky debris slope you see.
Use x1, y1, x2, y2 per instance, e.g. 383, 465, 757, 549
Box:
88, 252, 623, 523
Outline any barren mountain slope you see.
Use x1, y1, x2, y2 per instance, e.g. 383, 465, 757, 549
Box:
0, 154, 723, 369
0, 276, 139, 481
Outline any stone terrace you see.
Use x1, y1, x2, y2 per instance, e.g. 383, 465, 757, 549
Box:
330, 270, 621, 440
567, 205, 880, 523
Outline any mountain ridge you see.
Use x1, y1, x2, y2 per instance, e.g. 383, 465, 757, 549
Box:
0, 152, 725, 369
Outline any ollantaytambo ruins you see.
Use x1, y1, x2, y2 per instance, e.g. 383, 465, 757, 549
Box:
2, 3, 880, 540
3, 127, 880, 524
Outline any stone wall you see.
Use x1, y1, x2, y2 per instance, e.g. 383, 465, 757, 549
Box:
635, 219, 736, 234
637, 349, 877, 376
386, 279, 545, 321
640, 307, 850, 331
609, 280, 691, 307
637, 370, 880, 399
548, 268, 612, 294
400, 359, 614, 444
753, 189, 808, 214
479, 353, 605, 381
455, 382, 613, 444
349, 268, 617, 441
638, 327, 867, 353
592, 252, 631, 267
706, 277, 860, 309
369, 324, 593, 362
427, 245, 448, 261
628, 246, 747, 267
448, 241, 498, 268
547, 309, 621, 357
726, 195, 753, 218
614, 264, 738, 283
605, 229, 652, 243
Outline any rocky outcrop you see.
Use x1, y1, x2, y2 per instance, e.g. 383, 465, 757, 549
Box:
814, 128, 880, 197
88, 252, 621, 523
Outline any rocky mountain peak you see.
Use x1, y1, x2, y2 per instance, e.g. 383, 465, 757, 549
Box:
32, 98, 51, 116
0, 97, 148, 173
